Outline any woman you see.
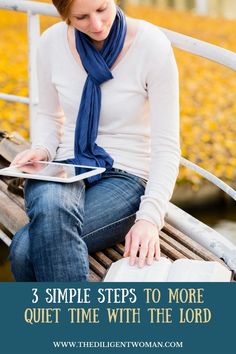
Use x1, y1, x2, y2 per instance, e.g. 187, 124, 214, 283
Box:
9, 0, 181, 281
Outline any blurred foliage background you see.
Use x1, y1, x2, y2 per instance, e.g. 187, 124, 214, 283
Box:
0, 0, 236, 189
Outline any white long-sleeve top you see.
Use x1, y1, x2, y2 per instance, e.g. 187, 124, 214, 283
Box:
32, 19, 181, 231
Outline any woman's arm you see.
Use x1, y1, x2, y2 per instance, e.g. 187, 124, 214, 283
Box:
30, 32, 65, 161
124, 41, 181, 267
11, 32, 65, 165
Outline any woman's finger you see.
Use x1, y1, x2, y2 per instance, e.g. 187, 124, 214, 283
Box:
155, 241, 161, 261
129, 237, 140, 266
146, 240, 155, 266
10, 148, 47, 167
138, 240, 149, 268
123, 232, 131, 257
15, 155, 31, 165
10, 150, 32, 166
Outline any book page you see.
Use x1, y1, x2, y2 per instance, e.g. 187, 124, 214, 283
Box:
167, 259, 232, 282
104, 257, 172, 282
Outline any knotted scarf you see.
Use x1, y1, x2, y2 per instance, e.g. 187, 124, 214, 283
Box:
66, 7, 127, 183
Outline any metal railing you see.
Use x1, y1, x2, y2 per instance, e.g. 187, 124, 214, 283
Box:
0, 0, 236, 201
0, 0, 59, 131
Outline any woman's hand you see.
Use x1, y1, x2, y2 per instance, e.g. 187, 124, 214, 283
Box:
123, 219, 160, 268
10, 148, 49, 167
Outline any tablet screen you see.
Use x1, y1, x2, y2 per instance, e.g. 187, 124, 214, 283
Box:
1, 161, 104, 182
14, 161, 94, 178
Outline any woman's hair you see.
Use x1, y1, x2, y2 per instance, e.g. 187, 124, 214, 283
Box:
52, 0, 74, 24
52, 0, 118, 25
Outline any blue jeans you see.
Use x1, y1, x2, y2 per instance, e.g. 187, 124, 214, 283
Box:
9, 168, 146, 281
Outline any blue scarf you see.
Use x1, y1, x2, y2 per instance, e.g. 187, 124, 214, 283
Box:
67, 7, 127, 183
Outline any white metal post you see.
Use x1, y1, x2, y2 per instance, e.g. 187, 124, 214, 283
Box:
195, 0, 208, 15
27, 11, 40, 139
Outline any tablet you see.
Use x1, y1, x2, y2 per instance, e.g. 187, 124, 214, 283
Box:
0, 161, 105, 183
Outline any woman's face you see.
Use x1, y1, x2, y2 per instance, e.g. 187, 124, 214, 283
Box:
68, 0, 116, 43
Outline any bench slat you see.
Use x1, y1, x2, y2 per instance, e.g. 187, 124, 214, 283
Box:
160, 231, 204, 261
163, 222, 225, 263
88, 255, 107, 279
0, 191, 27, 235
88, 269, 101, 282
93, 251, 113, 268
103, 248, 123, 262
160, 238, 187, 261
0, 134, 29, 162
0, 179, 25, 209
113, 243, 125, 255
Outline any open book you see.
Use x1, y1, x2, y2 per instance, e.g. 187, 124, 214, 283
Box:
104, 257, 232, 282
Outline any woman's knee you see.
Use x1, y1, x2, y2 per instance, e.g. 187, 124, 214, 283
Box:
24, 179, 85, 221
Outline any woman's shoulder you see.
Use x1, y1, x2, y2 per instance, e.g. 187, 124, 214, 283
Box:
127, 18, 174, 70
138, 19, 171, 50
39, 21, 66, 46
125, 18, 169, 57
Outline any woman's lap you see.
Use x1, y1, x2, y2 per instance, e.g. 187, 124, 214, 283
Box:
9, 168, 146, 280
82, 168, 146, 252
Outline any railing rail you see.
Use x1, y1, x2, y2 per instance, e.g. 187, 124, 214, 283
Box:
0, 0, 236, 200
0, 0, 58, 16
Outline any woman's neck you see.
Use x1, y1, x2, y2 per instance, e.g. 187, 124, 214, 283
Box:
90, 39, 104, 51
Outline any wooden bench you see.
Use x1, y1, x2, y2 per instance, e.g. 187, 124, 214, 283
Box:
0, 131, 232, 281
